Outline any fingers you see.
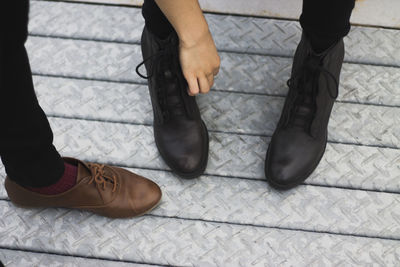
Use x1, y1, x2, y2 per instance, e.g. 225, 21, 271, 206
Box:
185, 71, 216, 96
185, 73, 199, 96
207, 73, 214, 90
198, 75, 210, 94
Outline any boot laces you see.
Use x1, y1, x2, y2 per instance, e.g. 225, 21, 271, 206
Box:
136, 42, 187, 121
87, 163, 117, 192
284, 54, 339, 132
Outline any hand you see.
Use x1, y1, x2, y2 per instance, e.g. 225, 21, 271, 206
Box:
179, 30, 220, 96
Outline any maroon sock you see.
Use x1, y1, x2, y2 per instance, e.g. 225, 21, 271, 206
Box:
26, 162, 78, 195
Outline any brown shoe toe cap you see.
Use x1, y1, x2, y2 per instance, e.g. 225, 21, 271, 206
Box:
112, 167, 162, 217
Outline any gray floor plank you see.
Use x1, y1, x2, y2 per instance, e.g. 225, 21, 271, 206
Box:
1, 116, 399, 192
2, 165, 400, 240
216, 53, 400, 106
33, 74, 400, 154
28, 1, 400, 67
0, 248, 150, 267
0, 200, 399, 267
27, 36, 400, 107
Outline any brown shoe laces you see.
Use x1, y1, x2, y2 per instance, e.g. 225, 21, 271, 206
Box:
87, 163, 117, 192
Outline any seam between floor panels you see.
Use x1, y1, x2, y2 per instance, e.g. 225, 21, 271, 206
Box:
0, 246, 176, 267
218, 48, 400, 69
44, 113, 400, 151
31, 0, 400, 31
0, 198, 399, 243
211, 88, 400, 109
31, 72, 400, 109
27, 33, 400, 69
31, 71, 400, 109
32, 72, 147, 87
3, 144, 400, 195
145, 214, 400, 242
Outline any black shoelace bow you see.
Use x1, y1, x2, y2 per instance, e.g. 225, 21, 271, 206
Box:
284, 54, 339, 131
136, 43, 188, 121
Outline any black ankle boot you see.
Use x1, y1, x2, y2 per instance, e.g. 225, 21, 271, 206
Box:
265, 33, 344, 189
137, 27, 209, 179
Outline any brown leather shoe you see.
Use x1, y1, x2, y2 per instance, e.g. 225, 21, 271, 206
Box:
4, 157, 162, 218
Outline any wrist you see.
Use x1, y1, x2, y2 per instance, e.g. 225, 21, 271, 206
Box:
178, 21, 211, 48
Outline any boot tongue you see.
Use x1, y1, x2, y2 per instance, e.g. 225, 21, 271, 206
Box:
76, 162, 92, 183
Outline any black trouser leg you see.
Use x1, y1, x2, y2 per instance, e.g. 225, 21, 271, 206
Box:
142, 0, 174, 39
0, 1, 64, 187
300, 0, 355, 52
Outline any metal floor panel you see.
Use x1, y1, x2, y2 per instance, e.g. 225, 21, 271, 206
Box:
0, 200, 399, 266
26, 36, 400, 107
216, 53, 400, 106
31, 74, 400, 151
40, 0, 400, 29
2, 116, 400, 192
30, 2, 400, 66
0, 249, 149, 267
1, 117, 400, 193
2, 165, 400, 240
28, 1, 400, 67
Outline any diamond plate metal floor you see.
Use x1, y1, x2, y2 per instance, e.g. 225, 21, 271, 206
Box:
1, 1, 400, 266
0, 249, 150, 267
